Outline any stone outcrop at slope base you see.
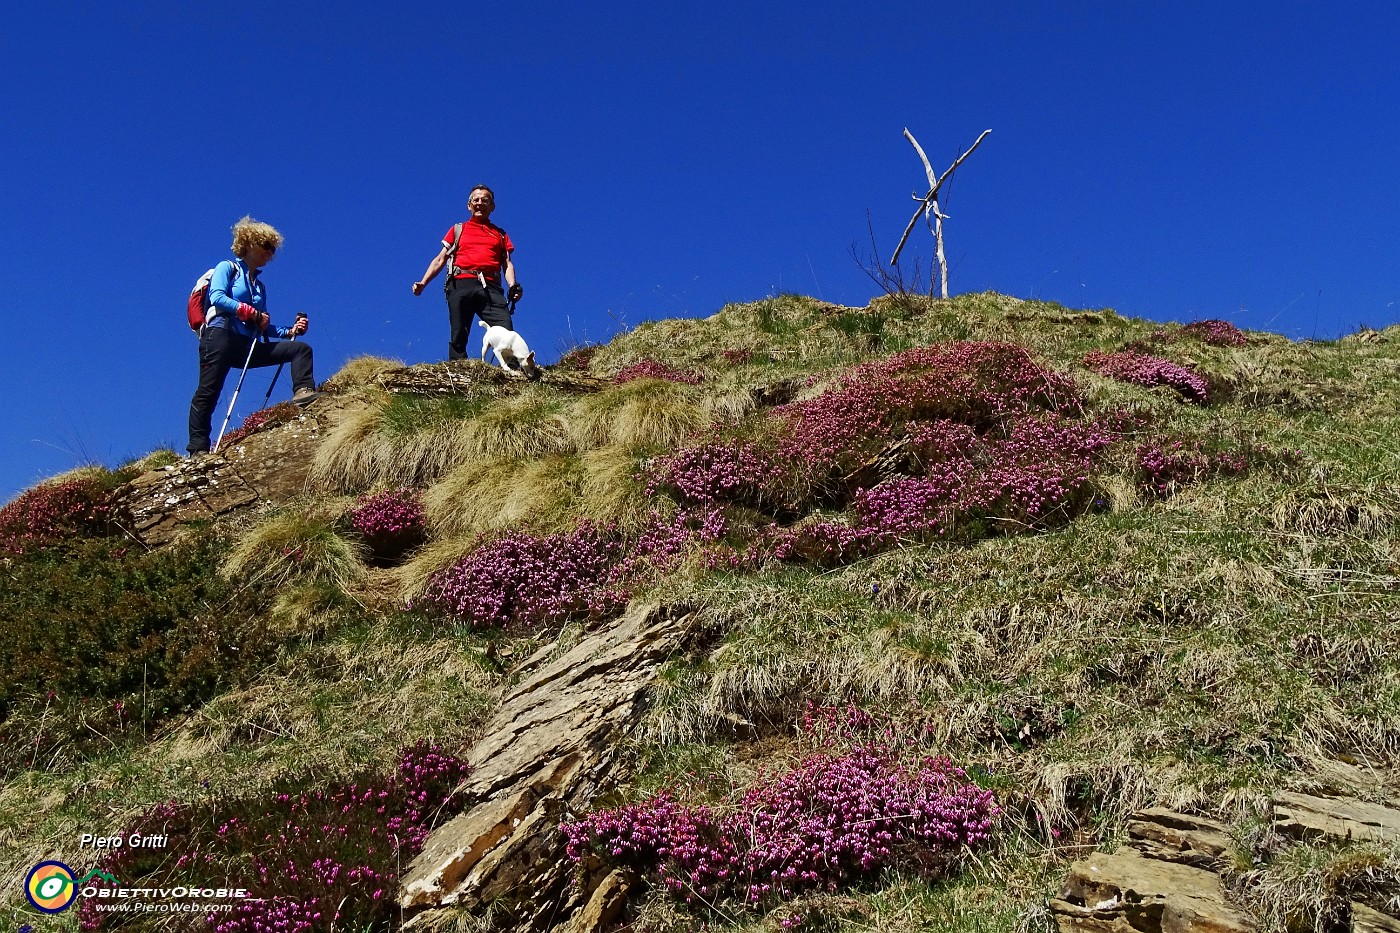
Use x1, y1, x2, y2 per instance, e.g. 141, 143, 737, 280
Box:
1051, 787, 1400, 933
398, 601, 707, 932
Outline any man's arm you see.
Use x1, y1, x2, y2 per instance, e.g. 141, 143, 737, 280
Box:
503, 253, 522, 301
413, 245, 451, 295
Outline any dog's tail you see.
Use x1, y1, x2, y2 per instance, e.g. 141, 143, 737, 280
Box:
478, 321, 488, 330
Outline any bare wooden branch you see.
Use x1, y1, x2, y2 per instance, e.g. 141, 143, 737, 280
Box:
889, 128, 991, 269
905, 127, 938, 190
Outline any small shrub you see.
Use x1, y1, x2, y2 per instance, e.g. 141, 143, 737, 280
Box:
349, 488, 426, 561
1083, 350, 1210, 403
775, 342, 1083, 478
1135, 437, 1250, 497
563, 748, 998, 912
415, 524, 627, 629
78, 742, 471, 932
613, 360, 704, 385
964, 416, 1115, 526
0, 476, 115, 556
646, 441, 776, 509
1179, 319, 1248, 347
556, 343, 601, 372
0, 534, 268, 776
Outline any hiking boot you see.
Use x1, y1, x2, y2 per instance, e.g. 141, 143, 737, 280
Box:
292, 387, 322, 406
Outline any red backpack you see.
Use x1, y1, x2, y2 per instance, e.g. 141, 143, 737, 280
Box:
187, 268, 218, 332
187, 263, 247, 333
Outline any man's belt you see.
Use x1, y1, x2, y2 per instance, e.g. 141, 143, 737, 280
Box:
451, 267, 499, 283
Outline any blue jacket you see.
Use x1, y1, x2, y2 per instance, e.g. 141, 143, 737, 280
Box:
206, 259, 296, 340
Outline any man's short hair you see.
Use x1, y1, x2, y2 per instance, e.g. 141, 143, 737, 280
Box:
468, 185, 495, 201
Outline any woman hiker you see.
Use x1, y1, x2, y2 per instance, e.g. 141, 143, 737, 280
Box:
186, 216, 320, 456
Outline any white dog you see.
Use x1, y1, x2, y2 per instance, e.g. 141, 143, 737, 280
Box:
479, 321, 541, 378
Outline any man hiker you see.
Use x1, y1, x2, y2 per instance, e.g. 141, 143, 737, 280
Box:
187, 216, 320, 456
412, 185, 524, 360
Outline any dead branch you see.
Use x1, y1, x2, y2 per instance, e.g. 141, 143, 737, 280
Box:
890, 128, 991, 273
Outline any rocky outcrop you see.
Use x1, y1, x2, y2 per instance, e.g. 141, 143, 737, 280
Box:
1052, 847, 1253, 933
376, 359, 608, 396
1272, 790, 1400, 845
399, 601, 707, 932
111, 398, 347, 546
1051, 786, 1400, 933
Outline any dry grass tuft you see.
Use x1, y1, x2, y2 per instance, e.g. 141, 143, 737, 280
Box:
578, 445, 654, 532
323, 354, 405, 390
1233, 841, 1400, 933
310, 394, 394, 492
1271, 486, 1397, 538
568, 378, 710, 450
423, 454, 584, 538
451, 389, 574, 463
312, 388, 563, 493
221, 507, 367, 591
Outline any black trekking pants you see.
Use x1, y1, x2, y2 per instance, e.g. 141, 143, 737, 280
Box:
187, 326, 315, 453
446, 276, 513, 360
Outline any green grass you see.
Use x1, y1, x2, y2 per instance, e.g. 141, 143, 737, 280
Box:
4, 294, 1400, 930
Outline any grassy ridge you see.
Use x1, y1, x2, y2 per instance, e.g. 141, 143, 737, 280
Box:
2, 292, 1397, 931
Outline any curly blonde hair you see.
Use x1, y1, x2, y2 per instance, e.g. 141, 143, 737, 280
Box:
231, 216, 285, 258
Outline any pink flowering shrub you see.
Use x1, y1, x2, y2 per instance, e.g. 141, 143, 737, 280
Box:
963, 416, 1115, 525
556, 343, 600, 372
767, 519, 893, 567
349, 488, 426, 560
415, 524, 627, 629
1135, 438, 1250, 497
417, 509, 734, 629
0, 477, 114, 556
774, 342, 1082, 477
648, 344, 1085, 523
647, 441, 778, 509
80, 742, 470, 932
904, 419, 979, 467
1083, 350, 1210, 403
1179, 319, 1247, 347
563, 748, 997, 911
613, 360, 704, 384
616, 508, 730, 578
721, 348, 755, 365
850, 472, 965, 540
757, 414, 1116, 565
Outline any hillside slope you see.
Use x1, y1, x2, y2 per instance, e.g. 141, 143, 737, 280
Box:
2, 292, 1397, 932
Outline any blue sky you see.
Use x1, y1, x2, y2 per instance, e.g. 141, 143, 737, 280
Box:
3, 1, 1398, 502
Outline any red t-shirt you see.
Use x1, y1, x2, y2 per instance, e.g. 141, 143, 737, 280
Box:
442, 219, 514, 279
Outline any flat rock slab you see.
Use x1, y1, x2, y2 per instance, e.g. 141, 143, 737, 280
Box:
1353, 903, 1400, 933
1050, 849, 1254, 933
1273, 790, 1400, 845
400, 601, 701, 931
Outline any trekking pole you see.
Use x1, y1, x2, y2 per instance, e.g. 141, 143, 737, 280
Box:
212, 332, 262, 453
258, 314, 306, 410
